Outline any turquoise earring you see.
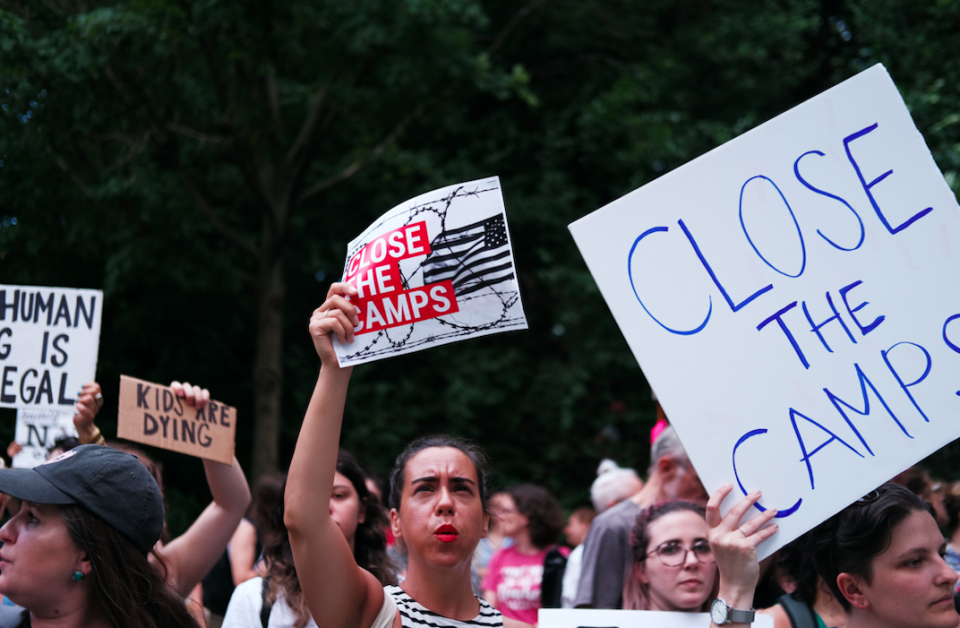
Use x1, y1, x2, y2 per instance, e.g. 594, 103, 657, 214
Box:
72, 571, 83, 582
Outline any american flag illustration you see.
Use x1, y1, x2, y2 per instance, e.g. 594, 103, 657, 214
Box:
422, 214, 515, 296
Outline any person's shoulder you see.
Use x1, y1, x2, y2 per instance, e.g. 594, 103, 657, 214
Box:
223, 576, 265, 626
593, 499, 639, 530
0, 605, 26, 628
233, 575, 264, 597
476, 596, 503, 626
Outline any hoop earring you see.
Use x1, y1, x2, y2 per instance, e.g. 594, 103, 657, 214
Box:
72, 571, 84, 582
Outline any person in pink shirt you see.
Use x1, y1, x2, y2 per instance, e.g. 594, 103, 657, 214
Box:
482, 485, 566, 625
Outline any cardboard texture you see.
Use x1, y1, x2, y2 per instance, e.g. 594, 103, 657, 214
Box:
569, 64, 960, 559
117, 375, 235, 464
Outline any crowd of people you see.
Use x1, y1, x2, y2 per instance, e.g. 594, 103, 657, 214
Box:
0, 280, 956, 628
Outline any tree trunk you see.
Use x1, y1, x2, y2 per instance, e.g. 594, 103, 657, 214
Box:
251, 251, 285, 479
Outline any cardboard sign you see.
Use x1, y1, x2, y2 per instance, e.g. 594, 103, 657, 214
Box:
334, 176, 528, 366
117, 375, 235, 464
569, 64, 960, 558
539, 609, 774, 628
13, 408, 78, 468
0, 285, 103, 411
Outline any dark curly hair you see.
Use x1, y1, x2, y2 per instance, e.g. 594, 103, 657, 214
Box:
389, 434, 491, 514
264, 451, 396, 628
507, 484, 564, 549
808, 482, 935, 612
624, 500, 716, 611
776, 534, 819, 607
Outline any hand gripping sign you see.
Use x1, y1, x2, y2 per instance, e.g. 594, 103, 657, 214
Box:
0, 285, 102, 411
569, 64, 960, 559
334, 177, 527, 366
117, 376, 236, 464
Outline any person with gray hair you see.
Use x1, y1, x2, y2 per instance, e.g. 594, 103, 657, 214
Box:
591, 460, 643, 514
574, 425, 708, 609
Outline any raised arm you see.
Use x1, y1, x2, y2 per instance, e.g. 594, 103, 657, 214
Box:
73, 382, 105, 444
155, 381, 253, 598
707, 485, 779, 628
286, 283, 386, 628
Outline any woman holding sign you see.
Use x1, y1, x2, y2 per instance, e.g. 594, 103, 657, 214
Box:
286, 282, 502, 628
808, 482, 959, 628
72, 380, 252, 600
286, 283, 777, 628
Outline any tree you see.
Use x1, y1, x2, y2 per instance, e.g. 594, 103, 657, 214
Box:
2, 0, 958, 524
0, 0, 530, 478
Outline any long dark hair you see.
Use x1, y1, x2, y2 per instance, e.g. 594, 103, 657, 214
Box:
623, 500, 716, 611
507, 484, 564, 549
808, 482, 934, 612
389, 434, 491, 513
59, 505, 199, 628
263, 451, 396, 628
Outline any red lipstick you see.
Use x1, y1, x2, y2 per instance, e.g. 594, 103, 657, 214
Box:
435, 524, 459, 542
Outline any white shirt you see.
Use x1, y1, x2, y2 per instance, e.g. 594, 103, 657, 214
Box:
222, 577, 318, 628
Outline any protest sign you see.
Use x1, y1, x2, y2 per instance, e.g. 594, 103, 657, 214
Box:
569, 64, 960, 558
334, 176, 527, 366
0, 285, 103, 411
539, 609, 773, 628
117, 375, 236, 464
13, 408, 78, 468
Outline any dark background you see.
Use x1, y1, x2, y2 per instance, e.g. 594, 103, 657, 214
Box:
2, 0, 959, 535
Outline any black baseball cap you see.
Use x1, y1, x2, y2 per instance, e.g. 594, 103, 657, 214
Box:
0, 444, 164, 554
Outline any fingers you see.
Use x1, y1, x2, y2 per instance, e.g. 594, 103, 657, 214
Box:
706, 483, 735, 528
722, 489, 766, 531
318, 294, 360, 326
739, 506, 779, 537
326, 282, 358, 302
171, 381, 211, 409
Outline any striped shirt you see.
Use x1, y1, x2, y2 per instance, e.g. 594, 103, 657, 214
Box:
385, 585, 503, 628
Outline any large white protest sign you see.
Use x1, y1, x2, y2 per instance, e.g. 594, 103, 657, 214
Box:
569, 64, 960, 558
334, 177, 527, 366
13, 408, 78, 468
0, 285, 102, 411
540, 609, 773, 628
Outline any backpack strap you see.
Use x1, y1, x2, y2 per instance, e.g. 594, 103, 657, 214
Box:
540, 546, 568, 609
777, 593, 817, 628
260, 577, 273, 628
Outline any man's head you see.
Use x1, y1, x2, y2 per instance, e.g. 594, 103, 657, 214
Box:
648, 426, 707, 503
591, 460, 643, 512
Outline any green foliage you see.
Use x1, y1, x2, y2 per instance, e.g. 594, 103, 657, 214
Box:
2, 0, 960, 536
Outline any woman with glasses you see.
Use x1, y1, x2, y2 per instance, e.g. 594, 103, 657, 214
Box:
624, 501, 718, 611
808, 482, 958, 628
623, 486, 778, 622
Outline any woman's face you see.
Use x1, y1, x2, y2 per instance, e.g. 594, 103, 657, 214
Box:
0, 502, 87, 609
636, 510, 716, 612
391, 447, 488, 570
851, 510, 958, 628
496, 493, 527, 538
330, 471, 365, 549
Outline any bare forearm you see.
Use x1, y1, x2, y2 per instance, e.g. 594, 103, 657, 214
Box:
203, 456, 251, 517
285, 364, 353, 533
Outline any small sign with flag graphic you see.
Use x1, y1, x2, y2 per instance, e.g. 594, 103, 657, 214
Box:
334, 176, 527, 366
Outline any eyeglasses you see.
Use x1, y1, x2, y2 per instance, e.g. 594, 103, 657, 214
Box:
646, 541, 715, 567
